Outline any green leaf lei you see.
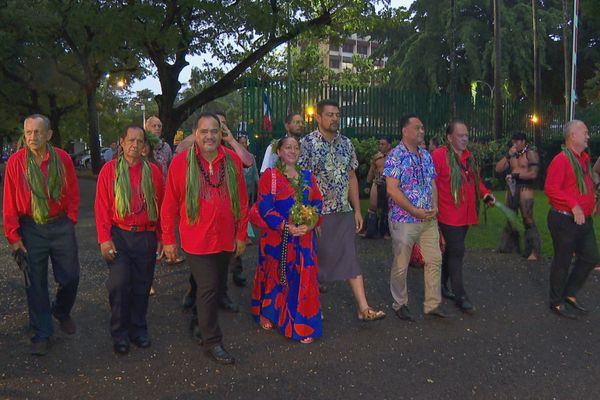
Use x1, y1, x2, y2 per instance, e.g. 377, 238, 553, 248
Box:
185, 145, 240, 224
26, 144, 65, 224
562, 146, 593, 195
275, 160, 318, 226
114, 155, 158, 221
447, 147, 482, 215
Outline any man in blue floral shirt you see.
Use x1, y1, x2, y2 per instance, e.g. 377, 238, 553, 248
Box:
384, 114, 448, 322
299, 99, 385, 322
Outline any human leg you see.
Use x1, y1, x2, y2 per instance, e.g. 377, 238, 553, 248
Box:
519, 188, 540, 260
418, 220, 443, 313
20, 221, 53, 341
129, 232, 157, 340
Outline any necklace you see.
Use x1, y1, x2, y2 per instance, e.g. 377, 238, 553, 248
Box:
197, 155, 225, 188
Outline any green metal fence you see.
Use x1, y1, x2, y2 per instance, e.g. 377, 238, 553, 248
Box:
241, 78, 598, 159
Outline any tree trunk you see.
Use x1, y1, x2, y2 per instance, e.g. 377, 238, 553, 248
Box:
449, 0, 457, 120
48, 93, 62, 148
86, 88, 102, 174
493, 0, 503, 140
532, 0, 541, 149
562, 0, 571, 122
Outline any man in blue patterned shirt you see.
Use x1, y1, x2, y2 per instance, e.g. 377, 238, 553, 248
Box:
384, 114, 448, 322
299, 99, 385, 322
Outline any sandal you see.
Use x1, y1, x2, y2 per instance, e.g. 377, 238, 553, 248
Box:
300, 337, 314, 344
357, 307, 386, 322
260, 317, 274, 331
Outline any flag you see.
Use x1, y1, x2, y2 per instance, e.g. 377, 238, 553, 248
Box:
263, 93, 273, 132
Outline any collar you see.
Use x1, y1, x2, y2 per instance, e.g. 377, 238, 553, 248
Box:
314, 129, 340, 144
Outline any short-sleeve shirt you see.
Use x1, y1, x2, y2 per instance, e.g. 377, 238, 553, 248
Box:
383, 142, 437, 224
299, 130, 359, 215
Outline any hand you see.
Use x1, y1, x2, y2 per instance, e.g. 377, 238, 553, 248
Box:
508, 145, 517, 156
10, 240, 27, 254
234, 239, 246, 257
411, 208, 436, 221
291, 224, 309, 236
156, 241, 164, 261
164, 244, 179, 263
221, 125, 233, 143
484, 193, 496, 207
100, 240, 117, 262
354, 210, 363, 233
572, 204, 585, 225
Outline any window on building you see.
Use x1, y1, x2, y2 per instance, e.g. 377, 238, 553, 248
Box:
329, 42, 339, 51
342, 41, 354, 53
357, 43, 368, 55
329, 57, 340, 69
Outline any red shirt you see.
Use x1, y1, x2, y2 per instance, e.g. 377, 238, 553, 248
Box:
161, 145, 248, 255
432, 146, 490, 226
95, 159, 164, 244
3, 147, 79, 244
544, 150, 595, 216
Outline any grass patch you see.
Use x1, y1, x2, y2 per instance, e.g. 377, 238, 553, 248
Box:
361, 191, 600, 257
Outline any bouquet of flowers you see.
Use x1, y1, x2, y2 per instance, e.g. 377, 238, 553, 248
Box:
289, 202, 318, 227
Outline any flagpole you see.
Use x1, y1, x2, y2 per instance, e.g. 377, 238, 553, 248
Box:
569, 0, 580, 120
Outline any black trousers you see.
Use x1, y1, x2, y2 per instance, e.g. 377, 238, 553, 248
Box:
19, 217, 80, 342
188, 253, 240, 298
187, 251, 232, 347
106, 227, 157, 340
439, 223, 469, 300
547, 210, 599, 307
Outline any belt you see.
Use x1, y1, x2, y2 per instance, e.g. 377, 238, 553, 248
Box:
551, 208, 573, 217
21, 212, 66, 225
115, 223, 157, 232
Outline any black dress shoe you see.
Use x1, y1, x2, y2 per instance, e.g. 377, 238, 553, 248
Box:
113, 339, 130, 355
53, 312, 77, 335
131, 335, 151, 348
550, 303, 577, 319
564, 297, 589, 314
205, 344, 235, 365
190, 318, 203, 343
182, 289, 196, 309
31, 339, 50, 356
441, 285, 456, 301
456, 297, 475, 314
395, 304, 416, 322
232, 271, 247, 287
218, 295, 240, 313
425, 306, 452, 319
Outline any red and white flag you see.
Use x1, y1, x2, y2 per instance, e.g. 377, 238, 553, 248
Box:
263, 93, 273, 132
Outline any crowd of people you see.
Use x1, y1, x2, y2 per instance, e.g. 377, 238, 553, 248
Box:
3, 106, 598, 366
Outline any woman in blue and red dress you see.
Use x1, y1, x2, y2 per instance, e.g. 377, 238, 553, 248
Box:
251, 136, 323, 344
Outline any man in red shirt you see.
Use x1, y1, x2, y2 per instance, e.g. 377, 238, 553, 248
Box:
161, 113, 248, 365
544, 120, 598, 319
3, 114, 80, 356
95, 125, 164, 354
432, 121, 495, 314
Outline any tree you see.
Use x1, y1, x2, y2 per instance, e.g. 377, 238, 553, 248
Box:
123, 0, 386, 145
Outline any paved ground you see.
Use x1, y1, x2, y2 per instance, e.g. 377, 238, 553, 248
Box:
1, 177, 600, 400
